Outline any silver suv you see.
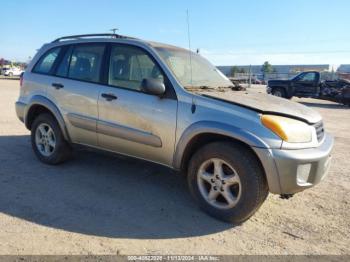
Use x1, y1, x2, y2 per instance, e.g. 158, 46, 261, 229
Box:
16, 34, 334, 223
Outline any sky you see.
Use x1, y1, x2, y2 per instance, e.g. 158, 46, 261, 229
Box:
1, 0, 350, 66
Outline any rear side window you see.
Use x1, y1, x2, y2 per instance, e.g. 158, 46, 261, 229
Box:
33, 47, 61, 74
67, 44, 105, 83
56, 46, 72, 77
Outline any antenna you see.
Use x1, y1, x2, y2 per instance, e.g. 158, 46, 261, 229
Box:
186, 9, 193, 87
110, 28, 118, 35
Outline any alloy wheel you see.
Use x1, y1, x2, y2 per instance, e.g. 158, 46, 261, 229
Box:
197, 158, 242, 209
35, 123, 56, 157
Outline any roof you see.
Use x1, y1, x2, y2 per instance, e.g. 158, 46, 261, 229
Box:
147, 41, 189, 52
51, 33, 136, 43
50, 33, 190, 53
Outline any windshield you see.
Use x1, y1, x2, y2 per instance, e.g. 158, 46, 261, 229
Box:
155, 47, 232, 89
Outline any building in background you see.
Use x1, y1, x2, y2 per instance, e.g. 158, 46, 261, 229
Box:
218, 64, 350, 82
337, 65, 350, 80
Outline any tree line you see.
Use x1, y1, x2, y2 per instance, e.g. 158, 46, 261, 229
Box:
230, 61, 276, 77
0, 58, 27, 69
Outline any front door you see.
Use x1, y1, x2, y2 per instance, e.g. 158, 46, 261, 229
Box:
97, 44, 178, 166
293, 72, 319, 95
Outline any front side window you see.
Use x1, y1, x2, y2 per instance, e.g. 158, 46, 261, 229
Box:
33, 47, 61, 74
67, 44, 105, 83
294, 72, 317, 82
109, 45, 164, 91
300, 72, 316, 82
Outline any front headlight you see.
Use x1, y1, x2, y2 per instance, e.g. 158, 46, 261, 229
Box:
261, 115, 313, 143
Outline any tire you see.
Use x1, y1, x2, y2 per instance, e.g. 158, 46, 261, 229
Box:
272, 87, 286, 98
31, 113, 71, 165
8, 72, 13, 77
187, 142, 268, 224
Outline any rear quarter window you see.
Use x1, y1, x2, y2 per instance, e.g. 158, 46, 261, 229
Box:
33, 47, 61, 74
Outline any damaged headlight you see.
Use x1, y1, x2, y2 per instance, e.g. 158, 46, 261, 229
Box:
261, 115, 313, 143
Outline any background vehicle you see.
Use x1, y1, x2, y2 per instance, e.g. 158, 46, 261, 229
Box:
251, 78, 262, 85
16, 34, 333, 223
3, 67, 24, 76
229, 77, 262, 85
267, 71, 350, 106
0, 66, 10, 75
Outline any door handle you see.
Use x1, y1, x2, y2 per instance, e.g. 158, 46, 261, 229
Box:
101, 93, 118, 101
52, 83, 64, 89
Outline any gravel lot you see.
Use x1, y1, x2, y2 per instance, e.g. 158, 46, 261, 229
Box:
0, 80, 349, 255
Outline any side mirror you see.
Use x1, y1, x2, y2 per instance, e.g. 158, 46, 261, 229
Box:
140, 78, 166, 96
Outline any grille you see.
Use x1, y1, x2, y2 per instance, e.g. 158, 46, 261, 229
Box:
313, 121, 325, 142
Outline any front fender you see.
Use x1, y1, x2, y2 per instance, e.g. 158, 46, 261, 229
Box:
173, 121, 270, 169
24, 95, 70, 141
286, 83, 295, 98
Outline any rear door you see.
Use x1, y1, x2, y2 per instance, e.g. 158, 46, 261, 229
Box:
46, 43, 106, 146
97, 44, 178, 166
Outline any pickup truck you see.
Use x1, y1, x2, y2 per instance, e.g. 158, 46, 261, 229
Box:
267, 71, 350, 106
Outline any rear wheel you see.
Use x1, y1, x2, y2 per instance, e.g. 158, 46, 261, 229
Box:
31, 113, 71, 165
271, 87, 286, 98
8, 72, 13, 77
187, 142, 268, 224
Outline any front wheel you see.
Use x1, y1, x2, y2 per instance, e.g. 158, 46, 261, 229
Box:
187, 142, 268, 224
271, 87, 286, 98
31, 113, 71, 165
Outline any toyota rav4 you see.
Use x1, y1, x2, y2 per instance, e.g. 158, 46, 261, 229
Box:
16, 34, 334, 223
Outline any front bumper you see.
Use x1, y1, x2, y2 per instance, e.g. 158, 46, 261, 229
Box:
266, 86, 272, 94
254, 133, 334, 194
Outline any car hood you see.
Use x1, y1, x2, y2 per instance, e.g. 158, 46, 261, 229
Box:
199, 90, 322, 124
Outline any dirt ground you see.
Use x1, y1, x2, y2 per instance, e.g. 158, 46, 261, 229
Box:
0, 80, 349, 255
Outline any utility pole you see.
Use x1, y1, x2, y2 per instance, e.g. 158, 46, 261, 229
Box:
248, 64, 252, 88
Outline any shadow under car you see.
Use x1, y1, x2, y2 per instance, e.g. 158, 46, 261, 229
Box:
0, 135, 232, 239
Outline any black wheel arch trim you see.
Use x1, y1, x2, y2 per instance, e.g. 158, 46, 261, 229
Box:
173, 121, 270, 170
24, 95, 71, 142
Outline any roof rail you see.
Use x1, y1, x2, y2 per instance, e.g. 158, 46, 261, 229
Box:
51, 33, 133, 43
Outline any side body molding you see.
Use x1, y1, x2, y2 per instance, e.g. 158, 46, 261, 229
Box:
173, 121, 270, 170
25, 95, 70, 141
97, 120, 162, 148
67, 113, 97, 133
